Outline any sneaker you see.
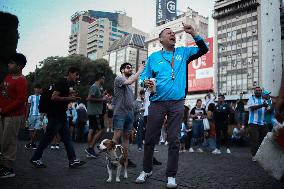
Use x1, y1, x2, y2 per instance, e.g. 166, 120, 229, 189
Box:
167, 177, 177, 188
128, 158, 137, 168
226, 148, 231, 154
30, 159, 46, 168
154, 148, 159, 152
55, 144, 60, 149
106, 128, 110, 132
135, 171, 152, 183
25, 143, 32, 150
69, 159, 86, 168
31, 143, 37, 150
252, 156, 257, 162
197, 148, 204, 153
85, 148, 99, 158
188, 148, 194, 152
212, 149, 221, 154
50, 144, 56, 149
138, 148, 142, 152
0, 167, 15, 178
153, 157, 162, 165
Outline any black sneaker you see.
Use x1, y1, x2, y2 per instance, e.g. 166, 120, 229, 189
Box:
30, 159, 46, 168
31, 143, 37, 150
25, 143, 32, 150
128, 158, 137, 168
153, 157, 162, 165
85, 148, 99, 158
0, 167, 15, 178
69, 159, 86, 168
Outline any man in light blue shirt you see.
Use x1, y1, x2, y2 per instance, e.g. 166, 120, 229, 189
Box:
135, 23, 208, 188
247, 87, 268, 161
25, 84, 42, 150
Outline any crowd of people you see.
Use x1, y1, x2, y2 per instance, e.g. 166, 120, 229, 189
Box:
1, 11, 283, 188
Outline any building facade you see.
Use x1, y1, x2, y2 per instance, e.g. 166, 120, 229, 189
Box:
103, 33, 147, 97
213, 0, 282, 99
68, 10, 146, 60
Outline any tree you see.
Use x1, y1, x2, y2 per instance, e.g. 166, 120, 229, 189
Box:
26, 55, 116, 101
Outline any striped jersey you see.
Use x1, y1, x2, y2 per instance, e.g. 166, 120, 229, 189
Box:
28, 95, 41, 116
247, 95, 265, 125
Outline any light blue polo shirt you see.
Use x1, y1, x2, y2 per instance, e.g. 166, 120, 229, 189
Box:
140, 35, 207, 102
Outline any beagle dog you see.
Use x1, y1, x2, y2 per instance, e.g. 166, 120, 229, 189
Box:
97, 139, 128, 182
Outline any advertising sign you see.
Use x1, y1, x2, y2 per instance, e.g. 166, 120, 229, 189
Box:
186, 37, 213, 92
156, 0, 166, 24
165, 0, 177, 22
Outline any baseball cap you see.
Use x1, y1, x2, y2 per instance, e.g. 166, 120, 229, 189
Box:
262, 90, 271, 96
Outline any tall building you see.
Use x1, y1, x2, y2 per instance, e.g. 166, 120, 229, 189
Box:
68, 10, 146, 60
103, 34, 147, 97
213, 0, 282, 100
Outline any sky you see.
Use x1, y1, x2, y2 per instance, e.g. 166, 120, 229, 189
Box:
1, 0, 215, 75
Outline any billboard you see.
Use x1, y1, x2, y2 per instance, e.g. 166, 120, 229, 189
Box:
156, 0, 166, 24
156, 0, 176, 25
186, 37, 214, 92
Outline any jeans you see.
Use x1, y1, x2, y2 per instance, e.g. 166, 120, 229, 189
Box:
191, 120, 204, 148
32, 116, 76, 161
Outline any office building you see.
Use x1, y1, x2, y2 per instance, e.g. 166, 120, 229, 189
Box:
213, 0, 282, 99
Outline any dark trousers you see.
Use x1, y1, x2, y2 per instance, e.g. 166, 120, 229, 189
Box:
215, 121, 229, 149
143, 100, 184, 177
249, 124, 268, 156
32, 116, 76, 161
135, 120, 145, 149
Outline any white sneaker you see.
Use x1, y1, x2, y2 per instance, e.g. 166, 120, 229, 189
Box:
135, 171, 152, 183
226, 148, 231, 154
197, 148, 204, 153
167, 177, 177, 188
188, 148, 194, 152
252, 156, 257, 162
106, 128, 110, 132
212, 149, 221, 154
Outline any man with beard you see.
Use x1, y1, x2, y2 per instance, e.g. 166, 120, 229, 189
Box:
247, 87, 268, 162
135, 23, 208, 188
112, 62, 145, 171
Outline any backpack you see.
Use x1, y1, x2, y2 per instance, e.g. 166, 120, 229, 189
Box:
38, 85, 54, 114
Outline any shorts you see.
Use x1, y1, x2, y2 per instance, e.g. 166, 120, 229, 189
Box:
88, 115, 104, 131
28, 115, 42, 130
113, 112, 134, 133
